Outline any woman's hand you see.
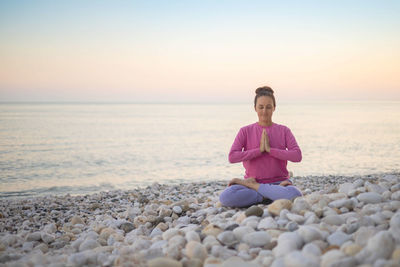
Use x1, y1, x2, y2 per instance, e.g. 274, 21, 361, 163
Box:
264, 131, 270, 153
260, 129, 266, 152
228, 178, 241, 186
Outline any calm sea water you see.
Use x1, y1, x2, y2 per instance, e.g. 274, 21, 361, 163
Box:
1, 102, 399, 198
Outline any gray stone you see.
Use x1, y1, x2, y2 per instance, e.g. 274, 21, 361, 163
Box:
322, 214, 345, 225
120, 222, 135, 233
242, 231, 271, 247
258, 217, 278, 230
355, 231, 395, 264
79, 239, 100, 252
217, 231, 237, 247
245, 206, 264, 217
357, 192, 383, 204
327, 231, 351, 246
284, 251, 319, 267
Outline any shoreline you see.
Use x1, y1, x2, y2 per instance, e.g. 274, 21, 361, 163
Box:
2, 171, 400, 200
1, 172, 400, 266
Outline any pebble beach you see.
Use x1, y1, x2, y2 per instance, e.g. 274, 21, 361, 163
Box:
1, 173, 400, 267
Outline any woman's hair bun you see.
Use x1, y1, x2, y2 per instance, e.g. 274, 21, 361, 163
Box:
255, 86, 274, 95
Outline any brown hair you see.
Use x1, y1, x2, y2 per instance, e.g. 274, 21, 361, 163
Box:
254, 86, 276, 107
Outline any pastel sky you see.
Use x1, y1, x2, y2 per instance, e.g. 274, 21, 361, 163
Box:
0, 0, 399, 103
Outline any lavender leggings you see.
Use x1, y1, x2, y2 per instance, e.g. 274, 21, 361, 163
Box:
219, 181, 302, 208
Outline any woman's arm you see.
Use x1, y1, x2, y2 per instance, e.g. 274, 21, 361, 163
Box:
269, 128, 302, 162
228, 128, 262, 163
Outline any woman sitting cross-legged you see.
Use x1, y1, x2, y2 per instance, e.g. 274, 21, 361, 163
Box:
219, 86, 303, 208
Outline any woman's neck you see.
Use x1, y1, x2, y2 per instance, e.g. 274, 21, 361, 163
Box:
258, 120, 273, 127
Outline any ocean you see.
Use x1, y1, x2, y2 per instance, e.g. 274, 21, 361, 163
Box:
1, 101, 399, 198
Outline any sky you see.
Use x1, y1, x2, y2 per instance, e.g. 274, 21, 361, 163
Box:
0, 0, 399, 103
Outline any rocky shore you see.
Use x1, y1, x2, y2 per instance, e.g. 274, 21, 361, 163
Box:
1, 173, 400, 267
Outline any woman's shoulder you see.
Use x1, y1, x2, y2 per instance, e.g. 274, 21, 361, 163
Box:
240, 122, 259, 131
272, 123, 291, 132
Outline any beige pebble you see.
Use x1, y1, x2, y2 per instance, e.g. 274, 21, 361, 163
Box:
185, 241, 207, 262
268, 199, 293, 216
70, 216, 84, 225
342, 243, 362, 256
147, 257, 183, 267
156, 222, 169, 231
202, 224, 223, 237
392, 248, 400, 260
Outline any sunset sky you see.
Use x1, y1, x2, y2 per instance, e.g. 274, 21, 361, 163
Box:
1, 0, 399, 103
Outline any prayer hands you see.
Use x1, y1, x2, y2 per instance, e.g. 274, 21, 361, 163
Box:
260, 129, 271, 153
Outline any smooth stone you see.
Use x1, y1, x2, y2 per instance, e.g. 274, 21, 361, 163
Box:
182, 258, 203, 267
327, 231, 351, 246
232, 226, 255, 242
185, 231, 201, 243
354, 227, 377, 247
286, 213, 305, 224
126, 206, 141, 220
258, 217, 278, 230
302, 243, 321, 257
274, 232, 303, 258
268, 199, 292, 216
286, 221, 299, 231
365, 182, 386, 194
70, 216, 85, 225
245, 206, 264, 217
217, 231, 237, 247
41, 232, 55, 244
202, 235, 219, 250
22, 241, 34, 252
341, 243, 362, 256
68, 251, 91, 266
357, 192, 383, 204
120, 222, 135, 233
224, 223, 239, 231
202, 224, 223, 237
79, 239, 100, 252
168, 235, 186, 248
321, 249, 346, 267
291, 197, 311, 213
26, 232, 42, 242
220, 256, 259, 267
389, 211, 400, 243
284, 251, 319, 267
147, 257, 183, 267
355, 231, 395, 264
322, 214, 345, 225
391, 183, 400, 192
328, 199, 355, 210
150, 227, 163, 238
297, 226, 323, 243
35, 243, 49, 253
242, 231, 271, 247
43, 223, 57, 234
338, 183, 356, 195
392, 248, 400, 261
185, 241, 207, 262
392, 191, 400, 201
172, 206, 183, 214
162, 229, 183, 240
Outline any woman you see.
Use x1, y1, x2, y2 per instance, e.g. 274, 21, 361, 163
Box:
219, 86, 302, 208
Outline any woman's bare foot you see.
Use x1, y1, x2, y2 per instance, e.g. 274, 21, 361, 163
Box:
228, 177, 260, 191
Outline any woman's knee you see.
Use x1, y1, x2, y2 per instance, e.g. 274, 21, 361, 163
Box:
219, 185, 262, 208
287, 186, 303, 199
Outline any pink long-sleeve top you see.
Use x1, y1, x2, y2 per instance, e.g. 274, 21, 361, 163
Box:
229, 122, 302, 184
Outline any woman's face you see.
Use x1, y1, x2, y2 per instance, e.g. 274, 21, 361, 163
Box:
255, 96, 275, 123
